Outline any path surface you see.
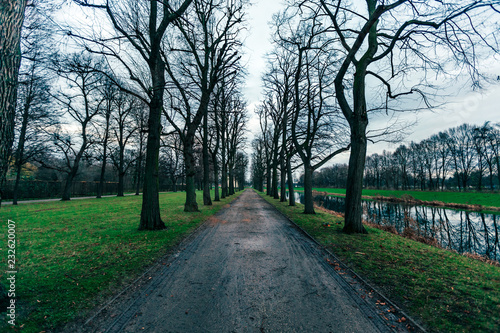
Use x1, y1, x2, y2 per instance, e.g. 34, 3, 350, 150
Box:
102, 189, 392, 333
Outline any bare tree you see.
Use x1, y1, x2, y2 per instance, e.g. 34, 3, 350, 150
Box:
274, 7, 350, 214
132, 104, 147, 196
262, 44, 296, 203
12, 8, 56, 204
47, 53, 104, 201
0, 0, 28, 206
73, 0, 194, 230
309, 0, 500, 233
256, 104, 274, 197
251, 136, 266, 192
234, 151, 247, 191
160, 132, 184, 192
225, 96, 247, 195
110, 91, 138, 196
96, 77, 117, 198
162, 0, 245, 211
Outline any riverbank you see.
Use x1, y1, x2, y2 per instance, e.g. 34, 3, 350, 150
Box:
0, 191, 241, 332
259, 191, 500, 332
295, 188, 500, 213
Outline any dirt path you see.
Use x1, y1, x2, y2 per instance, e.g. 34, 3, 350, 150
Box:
93, 189, 396, 332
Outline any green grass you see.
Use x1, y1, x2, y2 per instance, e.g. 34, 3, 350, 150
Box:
294, 187, 500, 209
0, 191, 241, 332
259, 191, 500, 333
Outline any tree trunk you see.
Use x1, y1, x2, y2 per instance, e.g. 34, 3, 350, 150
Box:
61, 173, 75, 201
228, 167, 235, 195
183, 135, 199, 212
280, 152, 286, 202
266, 160, 272, 196
0, 0, 27, 207
280, 117, 287, 202
221, 162, 227, 199
202, 111, 212, 205
496, 155, 500, 189
213, 157, 220, 201
12, 159, 22, 205
117, 147, 125, 197
135, 152, 142, 196
488, 164, 494, 190
61, 137, 88, 201
287, 156, 295, 206
117, 172, 125, 196
62, 163, 80, 201
462, 173, 468, 192
272, 159, 279, 199
172, 176, 177, 192
477, 155, 483, 191
303, 165, 315, 214
97, 110, 111, 198
343, 125, 368, 234
97, 153, 107, 198
12, 97, 30, 205
139, 59, 165, 230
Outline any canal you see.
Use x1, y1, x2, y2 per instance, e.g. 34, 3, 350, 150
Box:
293, 192, 500, 262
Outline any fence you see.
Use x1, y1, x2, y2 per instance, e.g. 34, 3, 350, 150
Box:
2, 179, 186, 201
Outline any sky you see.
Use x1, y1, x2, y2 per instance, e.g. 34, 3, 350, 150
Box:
58, 1, 500, 167
241, 0, 500, 166
242, 0, 286, 144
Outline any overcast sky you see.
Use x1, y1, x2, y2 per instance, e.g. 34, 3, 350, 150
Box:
59, 1, 500, 167
241, 0, 500, 166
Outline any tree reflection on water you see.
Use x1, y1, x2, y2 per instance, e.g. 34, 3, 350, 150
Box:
293, 193, 500, 262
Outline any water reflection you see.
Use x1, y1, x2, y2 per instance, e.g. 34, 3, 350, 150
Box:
292, 193, 500, 262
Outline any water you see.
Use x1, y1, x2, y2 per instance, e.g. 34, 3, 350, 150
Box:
292, 192, 500, 262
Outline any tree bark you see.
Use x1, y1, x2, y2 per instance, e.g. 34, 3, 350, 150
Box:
213, 156, 220, 201
12, 95, 30, 205
117, 139, 126, 197
287, 156, 295, 206
62, 149, 85, 201
280, 149, 286, 202
202, 110, 212, 205
97, 108, 111, 198
62, 171, 76, 201
139, 59, 165, 230
303, 165, 315, 214
343, 123, 368, 234
228, 167, 235, 195
272, 156, 279, 199
221, 121, 227, 199
134, 148, 143, 196
117, 166, 125, 196
183, 134, 199, 212
0, 0, 27, 207
266, 160, 272, 196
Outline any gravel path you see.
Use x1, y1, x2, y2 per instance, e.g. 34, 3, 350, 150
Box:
98, 189, 395, 333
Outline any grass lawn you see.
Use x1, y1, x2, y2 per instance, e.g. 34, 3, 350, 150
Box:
259, 191, 500, 333
294, 187, 500, 209
0, 190, 241, 332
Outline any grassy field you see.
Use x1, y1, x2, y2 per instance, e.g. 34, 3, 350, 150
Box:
294, 187, 500, 209
0, 191, 241, 332
259, 192, 500, 333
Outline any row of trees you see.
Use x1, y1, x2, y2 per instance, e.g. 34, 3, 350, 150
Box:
301, 122, 500, 191
252, 0, 500, 233
364, 122, 500, 191
1, 0, 249, 231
